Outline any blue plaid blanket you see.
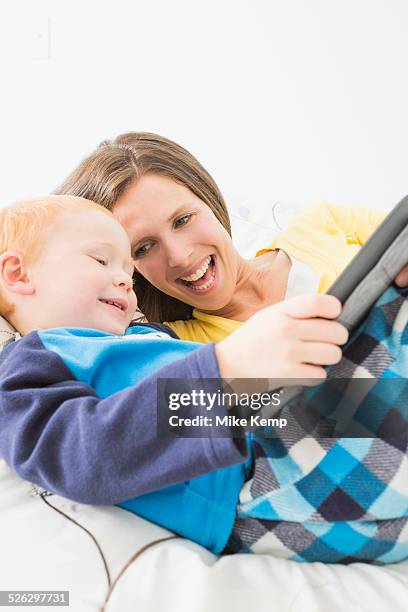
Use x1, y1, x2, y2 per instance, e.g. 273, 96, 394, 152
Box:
225, 285, 408, 564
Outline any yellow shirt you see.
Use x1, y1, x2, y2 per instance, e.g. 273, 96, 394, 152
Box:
167, 308, 242, 344
166, 202, 387, 343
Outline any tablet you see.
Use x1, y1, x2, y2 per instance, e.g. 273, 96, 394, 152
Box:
326, 195, 408, 304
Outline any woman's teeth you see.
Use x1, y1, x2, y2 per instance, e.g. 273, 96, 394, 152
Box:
180, 255, 216, 291
194, 273, 216, 290
180, 256, 212, 282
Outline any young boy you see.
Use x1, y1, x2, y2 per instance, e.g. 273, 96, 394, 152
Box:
0, 195, 347, 555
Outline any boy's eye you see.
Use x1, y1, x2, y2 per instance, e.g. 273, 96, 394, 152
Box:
174, 214, 192, 228
92, 256, 108, 266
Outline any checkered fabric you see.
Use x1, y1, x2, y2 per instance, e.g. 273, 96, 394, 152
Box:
224, 285, 408, 564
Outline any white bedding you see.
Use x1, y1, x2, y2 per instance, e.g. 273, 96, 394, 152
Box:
1, 460, 407, 612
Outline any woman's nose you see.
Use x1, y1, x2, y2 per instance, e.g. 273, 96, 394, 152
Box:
165, 241, 194, 269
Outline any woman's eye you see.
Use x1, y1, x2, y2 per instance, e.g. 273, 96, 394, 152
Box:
133, 243, 152, 258
174, 214, 192, 228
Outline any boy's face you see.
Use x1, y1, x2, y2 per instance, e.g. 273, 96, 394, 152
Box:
28, 209, 138, 335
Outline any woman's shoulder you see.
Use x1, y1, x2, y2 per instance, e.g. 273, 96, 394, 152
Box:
165, 310, 241, 343
256, 201, 387, 256
255, 201, 326, 257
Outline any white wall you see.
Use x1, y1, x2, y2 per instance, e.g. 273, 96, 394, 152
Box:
1, 0, 408, 213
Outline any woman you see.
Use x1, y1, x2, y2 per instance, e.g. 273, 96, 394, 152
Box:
56, 132, 408, 341
56, 132, 408, 563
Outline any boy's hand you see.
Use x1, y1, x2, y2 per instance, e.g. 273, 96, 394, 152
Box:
215, 294, 349, 385
395, 264, 408, 287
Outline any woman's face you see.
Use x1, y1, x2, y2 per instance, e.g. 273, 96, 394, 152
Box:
114, 174, 239, 311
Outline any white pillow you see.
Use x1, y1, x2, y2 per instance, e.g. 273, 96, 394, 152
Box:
229, 198, 308, 258
0, 315, 18, 351
2, 459, 407, 612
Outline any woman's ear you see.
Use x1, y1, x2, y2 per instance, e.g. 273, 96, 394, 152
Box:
0, 251, 35, 295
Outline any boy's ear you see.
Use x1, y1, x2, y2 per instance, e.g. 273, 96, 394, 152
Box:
0, 250, 35, 295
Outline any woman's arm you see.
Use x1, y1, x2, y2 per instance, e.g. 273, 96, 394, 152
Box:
321, 203, 408, 285
321, 202, 388, 245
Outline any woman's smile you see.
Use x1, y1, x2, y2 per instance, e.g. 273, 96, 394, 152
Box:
177, 254, 218, 294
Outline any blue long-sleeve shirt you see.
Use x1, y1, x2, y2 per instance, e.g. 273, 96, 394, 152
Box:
0, 323, 248, 552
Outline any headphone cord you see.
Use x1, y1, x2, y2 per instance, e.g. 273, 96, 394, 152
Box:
38, 492, 179, 612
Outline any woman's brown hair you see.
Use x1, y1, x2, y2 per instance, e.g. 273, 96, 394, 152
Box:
56, 132, 231, 322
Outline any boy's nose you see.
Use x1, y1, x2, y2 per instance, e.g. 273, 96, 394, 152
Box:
113, 272, 133, 291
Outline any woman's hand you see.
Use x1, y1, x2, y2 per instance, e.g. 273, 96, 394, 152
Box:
395, 264, 408, 287
215, 294, 348, 385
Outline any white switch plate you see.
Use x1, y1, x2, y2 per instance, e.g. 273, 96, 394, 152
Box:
32, 17, 50, 60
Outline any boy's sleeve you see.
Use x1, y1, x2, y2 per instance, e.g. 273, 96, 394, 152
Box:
0, 333, 247, 505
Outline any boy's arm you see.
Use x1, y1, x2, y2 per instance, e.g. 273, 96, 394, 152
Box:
0, 333, 247, 505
